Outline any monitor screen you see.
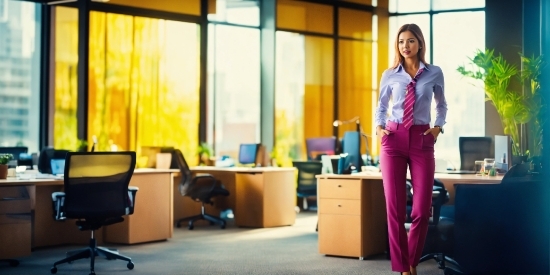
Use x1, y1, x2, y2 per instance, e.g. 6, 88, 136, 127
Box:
0, 146, 28, 160
50, 159, 66, 175
342, 131, 362, 171
494, 135, 512, 172
38, 148, 69, 174
238, 143, 260, 165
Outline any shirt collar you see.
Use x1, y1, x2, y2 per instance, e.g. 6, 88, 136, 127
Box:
392, 61, 429, 74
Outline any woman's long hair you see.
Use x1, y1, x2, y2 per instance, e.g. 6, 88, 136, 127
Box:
391, 24, 429, 69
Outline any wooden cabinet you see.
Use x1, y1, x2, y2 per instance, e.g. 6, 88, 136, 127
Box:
104, 172, 174, 244
317, 178, 387, 259
235, 170, 296, 228
0, 185, 34, 260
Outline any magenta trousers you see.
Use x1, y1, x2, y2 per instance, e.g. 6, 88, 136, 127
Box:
380, 121, 435, 272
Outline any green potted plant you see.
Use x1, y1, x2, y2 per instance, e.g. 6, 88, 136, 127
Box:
197, 142, 213, 166
457, 49, 545, 164
0, 154, 13, 179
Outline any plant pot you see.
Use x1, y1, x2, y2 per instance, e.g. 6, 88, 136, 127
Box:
512, 155, 528, 166
0, 164, 7, 179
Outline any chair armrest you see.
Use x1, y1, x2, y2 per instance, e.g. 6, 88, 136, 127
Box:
126, 186, 139, 215
51, 192, 66, 221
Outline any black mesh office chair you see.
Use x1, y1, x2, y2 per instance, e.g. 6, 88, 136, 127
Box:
292, 161, 323, 210
174, 149, 230, 230
458, 137, 493, 171
50, 151, 138, 275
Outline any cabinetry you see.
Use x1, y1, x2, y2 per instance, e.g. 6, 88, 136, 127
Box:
235, 169, 296, 228
0, 185, 34, 264
317, 178, 387, 259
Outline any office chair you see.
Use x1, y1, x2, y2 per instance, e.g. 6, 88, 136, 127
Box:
38, 147, 70, 174
173, 149, 230, 230
405, 179, 455, 269
50, 151, 138, 275
305, 137, 337, 160
458, 137, 493, 171
292, 161, 323, 210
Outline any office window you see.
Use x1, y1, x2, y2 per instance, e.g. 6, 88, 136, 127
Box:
389, 0, 430, 13
277, 0, 333, 35
339, 8, 372, 40
53, 7, 78, 151
338, 39, 372, 157
107, 0, 201, 16
53, 8, 200, 161
433, 0, 484, 10
208, 0, 259, 26
0, 0, 41, 152
207, 24, 260, 159
88, 12, 200, 161
275, 32, 334, 165
433, 11, 485, 166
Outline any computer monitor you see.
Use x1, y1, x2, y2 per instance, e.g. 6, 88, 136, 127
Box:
494, 135, 512, 172
238, 143, 260, 166
38, 148, 70, 174
321, 155, 340, 174
341, 131, 362, 172
0, 146, 28, 168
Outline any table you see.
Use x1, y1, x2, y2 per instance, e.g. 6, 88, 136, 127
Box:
0, 168, 176, 250
173, 167, 297, 228
315, 171, 502, 259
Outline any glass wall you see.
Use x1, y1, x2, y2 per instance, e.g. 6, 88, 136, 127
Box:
389, 0, 485, 167
275, 32, 334, 165
53, 7, 78, 151
207, 24, 260, 160
53, 8, 201, 165
0, 0, 41, 153
275, 0, 383, 164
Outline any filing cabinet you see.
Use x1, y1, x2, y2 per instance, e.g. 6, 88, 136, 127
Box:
0, 185, 34, 260
317, 177, 387, 259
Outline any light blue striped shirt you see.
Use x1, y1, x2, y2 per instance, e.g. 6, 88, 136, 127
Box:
375, 62, 447, 128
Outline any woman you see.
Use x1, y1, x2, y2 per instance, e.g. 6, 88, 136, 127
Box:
375, 24, 447, 275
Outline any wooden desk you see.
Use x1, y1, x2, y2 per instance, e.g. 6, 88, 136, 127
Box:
0, 169, 176, 248
315, 172, 502, 259
174, 167, 296, 228
103, 169, 176, 244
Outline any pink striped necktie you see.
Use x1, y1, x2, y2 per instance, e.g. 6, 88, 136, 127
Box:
402, 68, 424, 129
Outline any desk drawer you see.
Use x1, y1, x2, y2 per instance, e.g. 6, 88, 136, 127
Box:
318, 179, 361, 199
0, 199, 32, 215
319, 213, 361, 257
319, 198, 361, 215
0, 223, 31, 258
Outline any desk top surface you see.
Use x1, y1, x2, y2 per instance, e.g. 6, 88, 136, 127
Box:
316, 171, 503, 183
0, 168, 179, 186
191, 166, 295, 172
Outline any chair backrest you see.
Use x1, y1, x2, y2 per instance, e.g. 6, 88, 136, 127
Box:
292, 161, 323, 195
64, 151, 136, 219
172, 149, 193, 196
38, 147, 70, 174
305, 137, 337, 160
458, 136, 493, 171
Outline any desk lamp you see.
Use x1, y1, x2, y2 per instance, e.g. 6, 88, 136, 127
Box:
333, 116, 372, 165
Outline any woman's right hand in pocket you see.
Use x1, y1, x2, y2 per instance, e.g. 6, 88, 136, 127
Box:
377, 126, 391, 137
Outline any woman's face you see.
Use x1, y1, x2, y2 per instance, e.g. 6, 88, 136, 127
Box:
398, 30, 420, 59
